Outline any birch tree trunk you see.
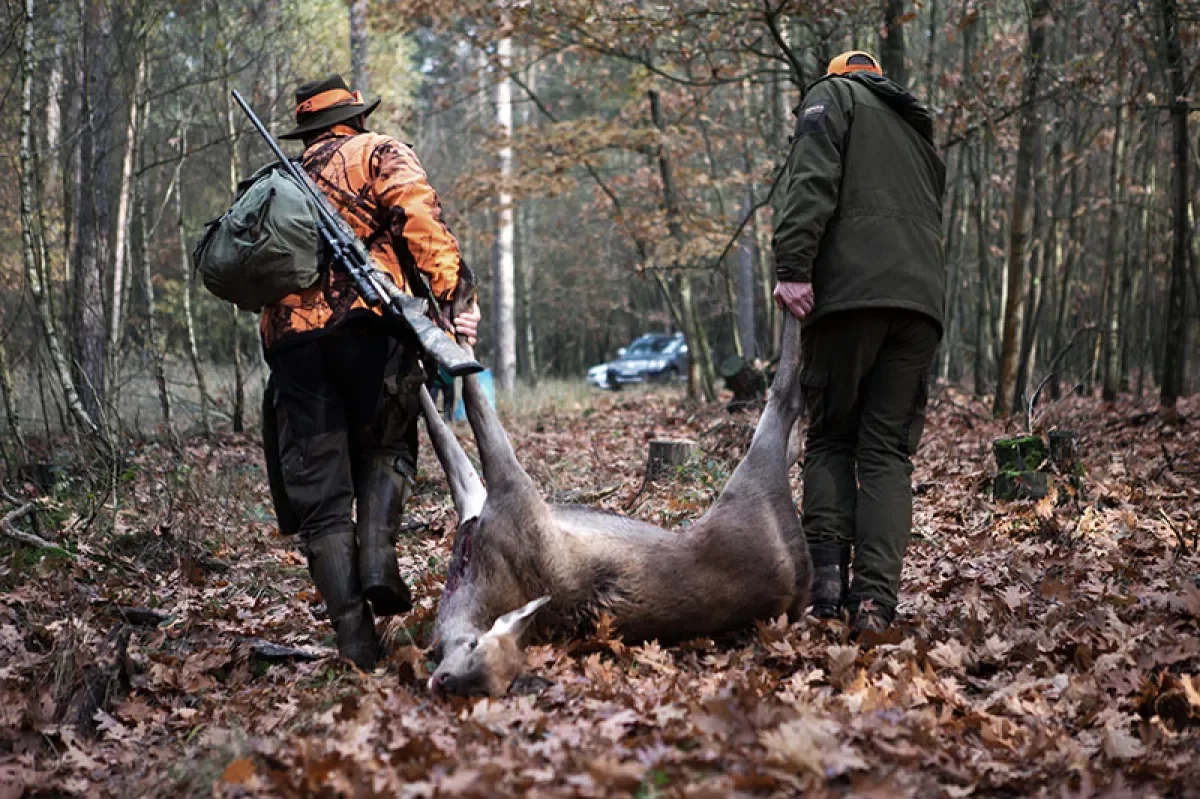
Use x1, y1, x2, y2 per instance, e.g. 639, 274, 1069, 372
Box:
994, 0, 1050, 417
349, 0, 369, 97
494, 34, 517, 392
109, 49, 145, 405
176, 124, 212, 436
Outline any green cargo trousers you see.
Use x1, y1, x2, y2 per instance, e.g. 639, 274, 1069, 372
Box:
799, 308, 939, 620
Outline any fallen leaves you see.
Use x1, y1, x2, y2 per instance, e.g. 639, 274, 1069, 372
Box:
0, 391, 1197, 796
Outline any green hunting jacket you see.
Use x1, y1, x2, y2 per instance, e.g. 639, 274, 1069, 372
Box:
773, 72, 947, 333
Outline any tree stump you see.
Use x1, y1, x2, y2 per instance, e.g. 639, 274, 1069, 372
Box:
61, 625, 131, 736
1048, 430, 1080, 472
645, 439, 696, 482
718, 356, 767, 412
992, 435, 1050, 500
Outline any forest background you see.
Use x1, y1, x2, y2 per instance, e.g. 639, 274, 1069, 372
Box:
0, 0, 1197, 453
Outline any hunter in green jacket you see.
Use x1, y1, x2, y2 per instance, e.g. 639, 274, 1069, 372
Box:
772, 51, 946, 636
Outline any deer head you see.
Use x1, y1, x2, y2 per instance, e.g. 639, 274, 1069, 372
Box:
428, 595, 550, 697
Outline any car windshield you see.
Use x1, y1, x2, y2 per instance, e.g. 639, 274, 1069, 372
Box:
625, 338, 673, 356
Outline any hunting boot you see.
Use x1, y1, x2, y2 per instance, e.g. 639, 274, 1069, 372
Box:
304, 530, 380, 669
850, 599, 892, 638
356, 455, 413, 617
809, 546, 851, 619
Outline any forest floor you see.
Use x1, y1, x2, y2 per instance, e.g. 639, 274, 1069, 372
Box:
1, 384, 1198, 798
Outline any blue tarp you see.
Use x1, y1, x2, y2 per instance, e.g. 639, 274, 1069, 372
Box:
454, 369, 495, 421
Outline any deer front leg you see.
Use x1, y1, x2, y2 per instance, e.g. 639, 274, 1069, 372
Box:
419, 385, 486, 522
457, 346, 539, 497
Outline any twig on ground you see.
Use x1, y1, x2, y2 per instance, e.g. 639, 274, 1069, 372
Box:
0, 502, 59, 550
1160, 509, 1191, 557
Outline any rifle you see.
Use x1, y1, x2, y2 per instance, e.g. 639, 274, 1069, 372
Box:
231, 90, 483, 378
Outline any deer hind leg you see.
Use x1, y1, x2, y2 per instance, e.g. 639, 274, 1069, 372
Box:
419, 385, 486, 522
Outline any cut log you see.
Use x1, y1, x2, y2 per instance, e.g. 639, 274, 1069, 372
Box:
993, 470, 1051, 501
718, 356, 767, 412
992, 435, 1049, 472
992, 435, 1051, 501
645, 439, 696, 482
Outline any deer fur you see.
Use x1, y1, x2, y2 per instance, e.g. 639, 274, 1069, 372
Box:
422, 314, 810, 697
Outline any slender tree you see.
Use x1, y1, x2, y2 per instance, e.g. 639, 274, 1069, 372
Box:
1158, 0, 1189, 416
994, 0, 1051, 416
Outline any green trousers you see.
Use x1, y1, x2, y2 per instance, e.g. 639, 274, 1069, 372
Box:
799, 308, 939, 618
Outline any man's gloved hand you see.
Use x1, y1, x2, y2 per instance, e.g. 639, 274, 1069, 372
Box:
454, 301, 481, 346
774, 281, 814, 320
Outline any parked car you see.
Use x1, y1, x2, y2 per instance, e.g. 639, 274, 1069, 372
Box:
587, 333, 688, 389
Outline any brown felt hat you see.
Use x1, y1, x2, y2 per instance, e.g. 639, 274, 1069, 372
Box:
278, 74, 380, 140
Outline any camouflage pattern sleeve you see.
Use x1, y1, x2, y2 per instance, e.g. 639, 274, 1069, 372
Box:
368, 139, 470, 304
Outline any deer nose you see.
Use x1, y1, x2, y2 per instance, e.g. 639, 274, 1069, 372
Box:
430, 672, 457, 696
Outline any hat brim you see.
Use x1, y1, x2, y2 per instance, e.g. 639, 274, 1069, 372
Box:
278, 97, 381, 140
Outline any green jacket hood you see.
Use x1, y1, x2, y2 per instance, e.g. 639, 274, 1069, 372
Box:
835, 73, 935, 143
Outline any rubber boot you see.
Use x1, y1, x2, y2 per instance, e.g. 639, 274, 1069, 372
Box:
304, 530, 380, 670
356, 456, 413, 617
809, 546, 851, 619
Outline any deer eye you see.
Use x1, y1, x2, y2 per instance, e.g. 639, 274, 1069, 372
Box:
467, 639, 478, 651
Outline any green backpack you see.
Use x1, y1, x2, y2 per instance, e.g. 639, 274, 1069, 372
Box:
192, 162, 322, 312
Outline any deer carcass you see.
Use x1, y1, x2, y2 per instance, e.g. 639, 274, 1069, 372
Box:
421, 315, 810, 697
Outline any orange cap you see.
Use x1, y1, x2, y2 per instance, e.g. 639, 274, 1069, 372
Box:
827, 51, 883, 77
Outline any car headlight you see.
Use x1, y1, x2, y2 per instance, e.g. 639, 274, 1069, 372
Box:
647, 359, 667, 370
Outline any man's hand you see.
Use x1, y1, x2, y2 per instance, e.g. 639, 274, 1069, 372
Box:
774, 281, 814, 320
453, 301, 481, 346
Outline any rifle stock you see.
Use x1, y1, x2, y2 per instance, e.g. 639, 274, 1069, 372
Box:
231, 90, 483, 378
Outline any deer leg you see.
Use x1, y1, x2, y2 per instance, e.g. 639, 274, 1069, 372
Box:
737, 313, 805, 471
458, 350, 538, 496
419, 385, 486, 521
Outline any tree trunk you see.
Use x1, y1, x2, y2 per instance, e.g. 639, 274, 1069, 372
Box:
222, 77, 245, 433
494, 34, 517, 393
140, 82, 178, 451
1158, 0, 1188, 414
994, 0, 1050, 417
177, 125, 211, 437
737, 77, 758, 362
71, 0, 109, 425
0, 342, 27, 473
1014, 124, 1051, 409
648, 88, 716, 402
519, 60, 538, 386
971, 140, 990, 397
880, 0, 908, 87
349, 0, 369, 97
1101, 93, 1126, 401
22, 0, 101, 442
108, 51, 145, 401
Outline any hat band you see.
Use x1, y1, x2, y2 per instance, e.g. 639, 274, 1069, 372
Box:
295, 88, 363, 117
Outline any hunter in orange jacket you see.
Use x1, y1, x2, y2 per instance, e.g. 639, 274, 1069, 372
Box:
262, 75, 479, 671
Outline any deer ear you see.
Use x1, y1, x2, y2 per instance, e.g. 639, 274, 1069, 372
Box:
488, 595, 551, 640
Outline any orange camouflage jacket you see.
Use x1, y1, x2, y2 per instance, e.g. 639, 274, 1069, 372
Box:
260, 124, 474, 351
